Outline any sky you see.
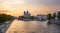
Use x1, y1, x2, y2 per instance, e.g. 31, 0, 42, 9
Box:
0, 0, 60, 16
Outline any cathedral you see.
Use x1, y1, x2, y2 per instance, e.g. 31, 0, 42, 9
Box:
24, 10, 31, 18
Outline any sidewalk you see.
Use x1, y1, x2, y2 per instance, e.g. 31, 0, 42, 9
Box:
0, 20, 13, 33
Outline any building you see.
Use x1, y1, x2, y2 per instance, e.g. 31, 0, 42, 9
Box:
36, 14, 47, 21
24, 10, 31, 18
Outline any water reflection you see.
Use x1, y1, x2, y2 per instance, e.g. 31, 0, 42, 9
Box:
6, 19, 60, 33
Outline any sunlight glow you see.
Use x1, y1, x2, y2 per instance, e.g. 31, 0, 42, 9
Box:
6, 13, 10, 15
2, 0, 25, 5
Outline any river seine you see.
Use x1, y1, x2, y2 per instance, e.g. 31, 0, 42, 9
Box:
6, 19, 60, 33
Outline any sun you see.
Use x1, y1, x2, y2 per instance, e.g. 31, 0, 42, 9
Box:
6, 13, 10, 15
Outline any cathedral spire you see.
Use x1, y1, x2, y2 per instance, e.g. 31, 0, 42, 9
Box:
24, 11, 26, 14
27, 9, 29, 13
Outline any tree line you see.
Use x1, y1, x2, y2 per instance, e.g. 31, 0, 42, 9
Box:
0, 14, 13, 23
47, 11, 60, 20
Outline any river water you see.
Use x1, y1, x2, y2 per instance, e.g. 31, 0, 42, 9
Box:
6, 19, 60, 33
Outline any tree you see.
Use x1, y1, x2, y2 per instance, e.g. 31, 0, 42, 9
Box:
57, 11, 60, 19
47, 14, 52, 20
0, 14, 13, 23
52, 13, 56, 19
30, 16, 35, 20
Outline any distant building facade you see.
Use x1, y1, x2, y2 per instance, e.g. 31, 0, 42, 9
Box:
24, 10, 31, 18
36, 14, 47, 21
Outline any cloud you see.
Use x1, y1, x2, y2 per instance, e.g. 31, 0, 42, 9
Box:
23, 0, 60, 6
0, 0, 60, 6
24, 0, 60, 11
0, 0, 60, 11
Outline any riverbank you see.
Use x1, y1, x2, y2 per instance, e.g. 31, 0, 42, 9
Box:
47, 19, 60, 25
0, 20, 13, 33
18, 18, 47, 21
